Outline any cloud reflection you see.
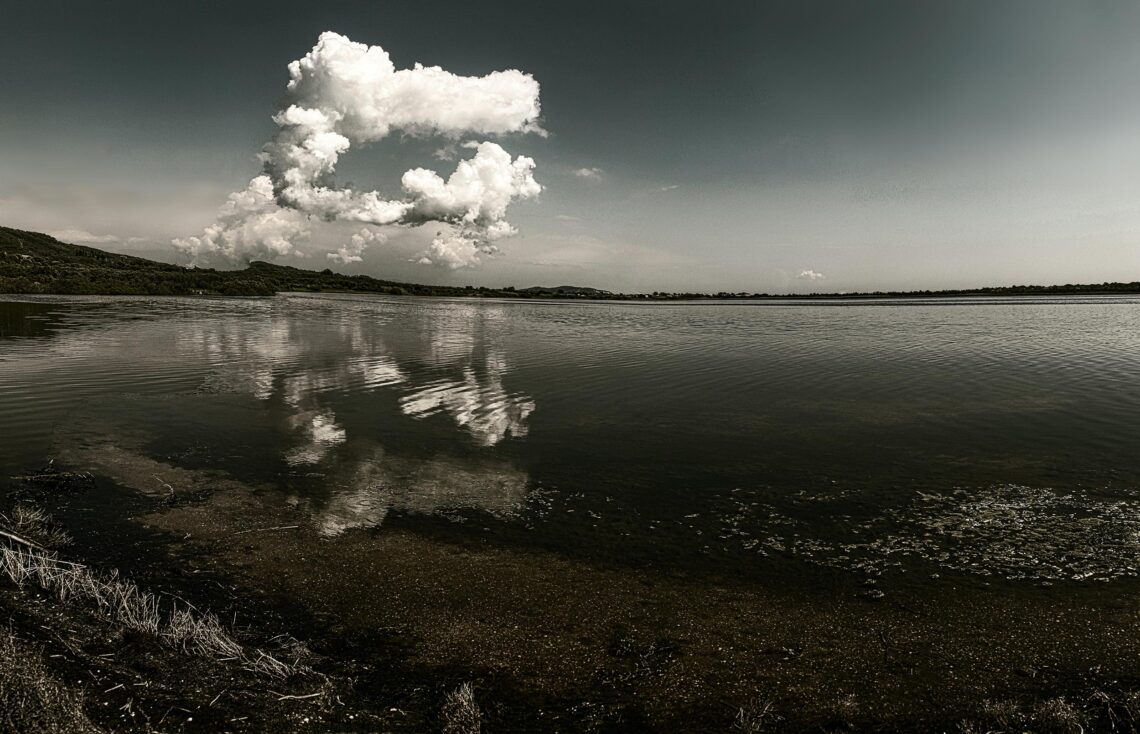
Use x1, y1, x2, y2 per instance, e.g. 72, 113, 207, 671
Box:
400, 354, 535, 446
285, 410, 347, 466
315, 449, 530, 537
173, 298, 538, 535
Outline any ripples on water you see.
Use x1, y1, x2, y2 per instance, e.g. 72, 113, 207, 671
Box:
3, 293, 1140, 585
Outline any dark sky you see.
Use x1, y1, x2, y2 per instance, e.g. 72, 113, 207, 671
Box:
4, 1, 1140, 291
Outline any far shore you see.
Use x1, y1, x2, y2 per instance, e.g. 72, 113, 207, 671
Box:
5, 224, 1140, 301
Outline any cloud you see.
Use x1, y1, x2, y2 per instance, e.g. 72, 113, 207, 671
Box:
413, 231, 496, 270
404, 141, 540, 268
48, 228, 120, 244
175, 31, 544, 265
173, 175, 311, 261
657, 184, 679, 192
574, 167, 604, 180
432, 143, 459, 161
329, 227, 385, 264
797, 269, 826, 281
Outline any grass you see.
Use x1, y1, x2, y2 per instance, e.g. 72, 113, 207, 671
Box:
441, 681, 482, 734
164, 606, 243, 658
958, 694, 1131, 734
0, 507, 303, 679
733, 697, 781, 733
2, 503, 72, 548
0, 628, 101, 733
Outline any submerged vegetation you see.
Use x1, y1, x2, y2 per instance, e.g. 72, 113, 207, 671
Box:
5, 225, 1140, 300
10, 446, 1140, 730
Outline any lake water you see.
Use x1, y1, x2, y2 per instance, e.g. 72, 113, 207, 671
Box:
3, 293, 1140, 587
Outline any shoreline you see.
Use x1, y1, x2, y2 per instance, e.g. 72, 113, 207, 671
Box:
8, 457, 1140, 732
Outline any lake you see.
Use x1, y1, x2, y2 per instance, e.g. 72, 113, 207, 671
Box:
4, 292, 1140, 728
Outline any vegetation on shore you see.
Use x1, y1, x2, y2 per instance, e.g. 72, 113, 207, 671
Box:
1, 465, 488, 733
4, 225, 1140, 300
8, 459, 1140, 731
0, 226, 608, 299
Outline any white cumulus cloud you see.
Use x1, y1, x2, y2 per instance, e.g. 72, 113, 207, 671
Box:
173, 175, 311, 261
175, 31, 544, 266
329, 227, 385, 264
797, 269, 826, 281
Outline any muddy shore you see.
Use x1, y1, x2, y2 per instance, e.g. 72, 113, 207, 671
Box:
5, 447, 1140, 733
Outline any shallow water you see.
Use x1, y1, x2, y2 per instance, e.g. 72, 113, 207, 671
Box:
3, 293, 1140, 586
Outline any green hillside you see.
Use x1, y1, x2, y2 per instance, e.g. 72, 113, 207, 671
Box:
0, 226, 602, 298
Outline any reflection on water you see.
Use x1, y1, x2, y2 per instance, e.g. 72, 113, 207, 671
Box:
313, 447, 529, 537
171, 298, 538, 521
285, 411, 347, 466
396, 303, 535, 445
0, 295, 539, 542
5, 293, 1140, 585
399, 352, 535, 446
182, 299, 533, 448
0, 301, 61, 340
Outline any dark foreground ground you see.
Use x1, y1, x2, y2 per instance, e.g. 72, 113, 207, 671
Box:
5, 453, 1140, 733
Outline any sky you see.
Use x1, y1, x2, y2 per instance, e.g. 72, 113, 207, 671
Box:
3, 0, 1140, 293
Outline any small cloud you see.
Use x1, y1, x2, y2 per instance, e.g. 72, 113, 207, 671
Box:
797, 269, 826, 281
574, 167, 604, 180
48, 228, 119, 244
554, 214, 581, 222
328, 227, 385, 264
657, 184, 679, 192
432, 144, 458, 161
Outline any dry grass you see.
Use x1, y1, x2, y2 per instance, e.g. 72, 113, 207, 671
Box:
2, 503, 72, 548
0, 545, 162, 636
1, 508, 302, 680
1033, 697, 1088, 733
966, 695, 1099, 734
733, 697, 781, 733
979, 698, 1021, 728
164, 606, 242, 658
0, 629, 101, 734
243, 649, 298, 679
441, 681, 482, 734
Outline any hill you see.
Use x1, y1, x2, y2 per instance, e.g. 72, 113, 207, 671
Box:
0, 226, 601, 298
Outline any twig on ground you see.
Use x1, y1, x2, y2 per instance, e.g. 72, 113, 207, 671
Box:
0, 529, 47, 551
232, 525, 300, 536
273, 691, 323, 701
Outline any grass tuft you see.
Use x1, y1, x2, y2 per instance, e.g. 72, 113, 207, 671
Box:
1033, 697, 1088, 733
733, 697, 781, 733
165, 607, 242, 658
442, 681, 482, 734
3, 503, 72, 548
1, 506, 308, 679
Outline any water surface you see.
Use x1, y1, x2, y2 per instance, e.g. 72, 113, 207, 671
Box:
3, 293, 1140, 586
